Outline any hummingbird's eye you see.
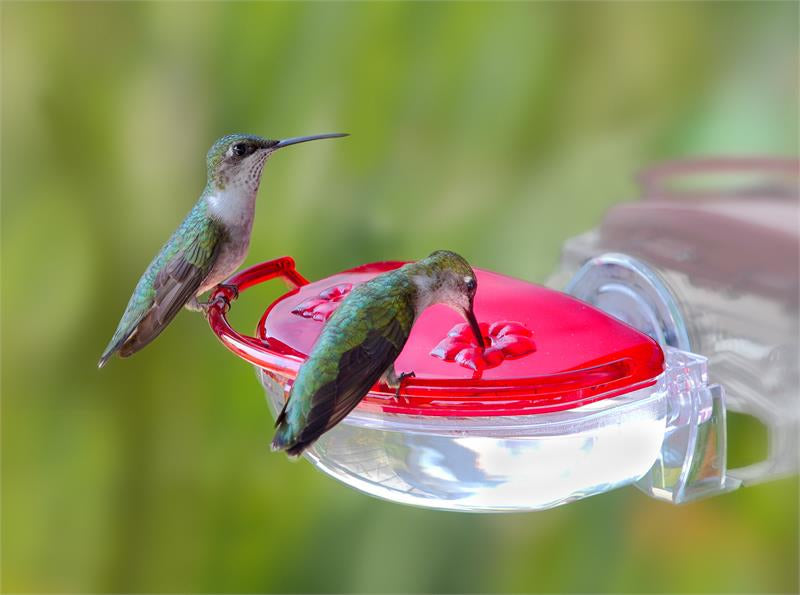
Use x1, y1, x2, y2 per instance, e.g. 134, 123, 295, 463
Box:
465, 277, 477, 292
231, 143, 251, 157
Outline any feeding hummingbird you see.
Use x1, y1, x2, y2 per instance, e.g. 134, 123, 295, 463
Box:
98, 132, 347, 368
272, 250, 485, 456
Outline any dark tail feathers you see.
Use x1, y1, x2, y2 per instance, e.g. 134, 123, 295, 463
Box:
271, 425, 309, 458
97, 330, 135, 368
271, 408, 314, 458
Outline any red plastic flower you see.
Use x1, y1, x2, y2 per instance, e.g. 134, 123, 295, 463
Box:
291, 283, 353, 322
431, 320, 535, 371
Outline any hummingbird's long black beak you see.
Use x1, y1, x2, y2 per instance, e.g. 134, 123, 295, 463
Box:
273, 133, 348, 149
465, 305, 485, 349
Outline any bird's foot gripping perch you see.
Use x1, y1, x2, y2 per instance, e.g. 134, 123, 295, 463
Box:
215, 283, 240, 303
189, 284, 241, 314
395, 372, 416, 401
382, 367, 416, 401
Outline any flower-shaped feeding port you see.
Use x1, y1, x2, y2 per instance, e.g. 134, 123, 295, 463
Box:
431, 320, 536, 371
291, 283, 352, 321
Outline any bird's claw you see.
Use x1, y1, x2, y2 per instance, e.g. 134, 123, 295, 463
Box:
217, 283, 240, 301
394, 371, 416, 401
199, 284, 239, 315
199, 293, 232, 314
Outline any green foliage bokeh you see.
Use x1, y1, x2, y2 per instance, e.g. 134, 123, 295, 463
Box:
2, 2, 798, 593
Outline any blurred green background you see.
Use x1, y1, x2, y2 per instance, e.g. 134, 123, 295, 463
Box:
2, 1, 798, 593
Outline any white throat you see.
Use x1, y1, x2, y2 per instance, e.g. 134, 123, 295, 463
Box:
206, 185, 258, 228
206, 152, 268, 228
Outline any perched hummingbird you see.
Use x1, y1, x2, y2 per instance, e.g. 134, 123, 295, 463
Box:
99, 132, 347, 368
272, 250, 485, 456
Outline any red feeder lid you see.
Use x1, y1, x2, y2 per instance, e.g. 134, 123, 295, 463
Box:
207, 257, 664, 417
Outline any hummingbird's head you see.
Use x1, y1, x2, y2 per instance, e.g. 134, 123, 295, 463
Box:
206, 132, 348, 191
411, 250, 485, 348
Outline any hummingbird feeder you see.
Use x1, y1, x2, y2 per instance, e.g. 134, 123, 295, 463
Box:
206, 255, 725, 512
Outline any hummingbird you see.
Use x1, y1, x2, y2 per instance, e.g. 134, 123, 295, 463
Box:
272, 250, 485, 456
98, 132, 347, 368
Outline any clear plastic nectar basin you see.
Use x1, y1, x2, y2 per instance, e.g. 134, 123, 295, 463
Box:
208, 257, 676, 511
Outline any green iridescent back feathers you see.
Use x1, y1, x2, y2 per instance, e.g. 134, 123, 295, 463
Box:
271, 251, 478, 455
98, 199, 222, 366
272, 266, 418, 455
